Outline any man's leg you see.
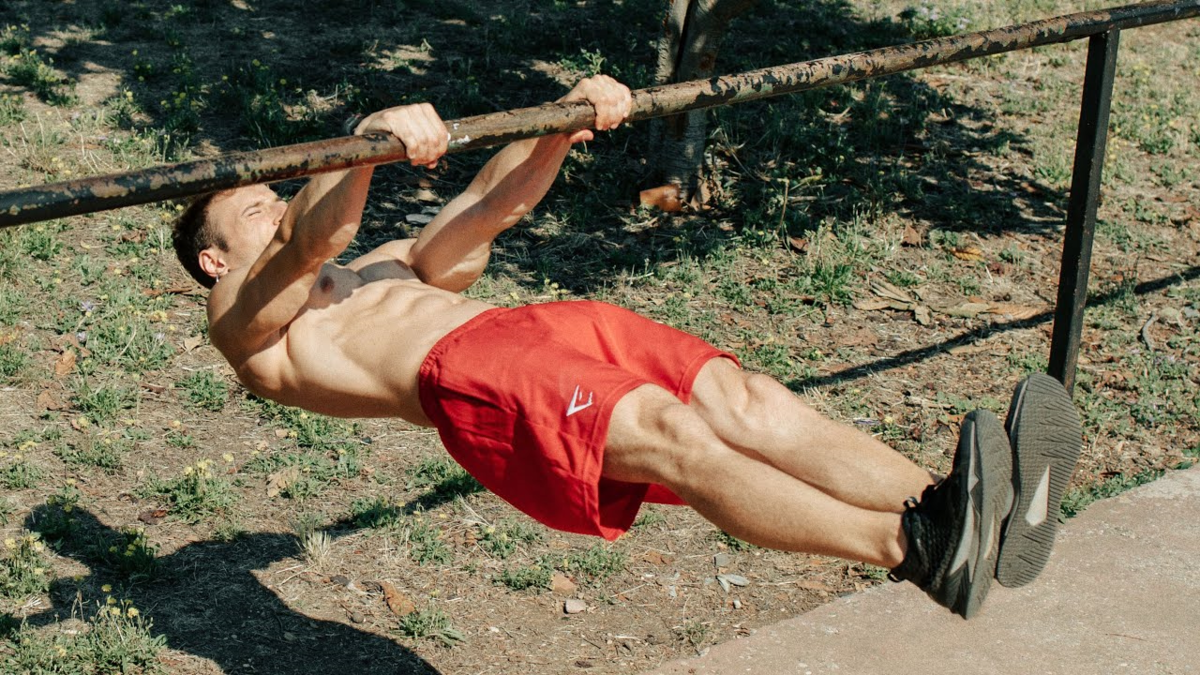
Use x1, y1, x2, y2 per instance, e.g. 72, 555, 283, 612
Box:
605, 381, 1013, 619
604, 382, 907, 567
687, 358, 933, 513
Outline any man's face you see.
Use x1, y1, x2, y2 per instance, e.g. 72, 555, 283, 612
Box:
206, 184, 287, 271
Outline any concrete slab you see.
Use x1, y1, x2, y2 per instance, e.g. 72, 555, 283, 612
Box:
642, 466, 1200, 675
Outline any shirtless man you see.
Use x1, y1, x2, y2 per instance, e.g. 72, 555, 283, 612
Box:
173, 75, 1082, 619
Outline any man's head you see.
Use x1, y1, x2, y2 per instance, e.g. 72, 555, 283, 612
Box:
172, 185, 286, 288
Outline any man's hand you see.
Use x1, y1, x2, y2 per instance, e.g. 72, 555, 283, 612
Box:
558, 75, 632, 144
354, 103, 449, 170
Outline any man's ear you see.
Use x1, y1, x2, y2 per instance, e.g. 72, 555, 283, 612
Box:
198, 247, 227, 283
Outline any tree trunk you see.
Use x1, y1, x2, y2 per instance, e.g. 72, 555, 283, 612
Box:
648, 0, 757, 205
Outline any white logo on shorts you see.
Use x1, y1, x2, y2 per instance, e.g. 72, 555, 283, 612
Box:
566, 385, 594, 417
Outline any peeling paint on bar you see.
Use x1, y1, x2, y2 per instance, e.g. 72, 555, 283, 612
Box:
0, 0, 1196, 229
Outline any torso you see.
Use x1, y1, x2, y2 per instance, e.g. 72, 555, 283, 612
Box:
209, 255, 494, 425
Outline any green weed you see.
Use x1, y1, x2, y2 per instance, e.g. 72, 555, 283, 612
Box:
141, 460, 236, 524
37, 485, 82, 543
496, 564, 552, 592
0, 597, 165, 673
0, 453, 43, 490
92, 528, 158, 581
713, 530, 757, 552
54, 433, 130, 474
350, 495, 404, 529
0, 341, 30, 385
556, 543, 627, 582
70, 378, 140, 426
406, 457, 484, 500
0, 23, 31, 55
249, 397, 362, 451
403, 516, 452, 566
0, 93, 24, 125
0, 533, 52, 600
1061, 468, 1165, 519
177, 370, 228, 411
476, 520, 543, 560
396, 605, 465, 647
3, 50, 76, 105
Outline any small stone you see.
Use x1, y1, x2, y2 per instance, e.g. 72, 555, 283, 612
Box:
349, 611, 366, 624
563, 598, 587, 614
713, 553, 734, 568
330, 575, 350, 586
732, 599, 743, 610
405, 213, 434, 225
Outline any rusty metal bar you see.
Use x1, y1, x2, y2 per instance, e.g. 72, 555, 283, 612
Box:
0, 0, 1197, 229
1048, 30, 1121, 394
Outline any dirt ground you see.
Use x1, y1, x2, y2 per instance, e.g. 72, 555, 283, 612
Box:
1, 1, 1198, 674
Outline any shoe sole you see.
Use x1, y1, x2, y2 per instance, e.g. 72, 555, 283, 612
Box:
957, 410, 1013, 619
996, 373, 1083, 588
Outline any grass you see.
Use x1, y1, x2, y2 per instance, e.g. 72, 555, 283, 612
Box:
0, 533, 52, 600
140, 460, 237, 524
0, 596, 166, 674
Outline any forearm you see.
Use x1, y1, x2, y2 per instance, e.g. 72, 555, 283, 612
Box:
276, 166, 375, 263
408, 133, 573, 289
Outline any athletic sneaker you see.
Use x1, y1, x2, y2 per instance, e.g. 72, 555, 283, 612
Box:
996, 373, 1084, 588
889, 410, 1013, 619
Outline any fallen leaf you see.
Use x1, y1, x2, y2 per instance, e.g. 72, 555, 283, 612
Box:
950, 245, 985, 262
787, 237, 809, 254
796, 580, 833, 592
982, 303, 1044, 320
137, 509, 168, 525
901, 225, 923, 247
54, 350, 77, 378
913, 305, 932, 326
182, 336, 205, 352
36, 390, 65, 411
379, 581, 416, 616
550, 573, 577, 595
870, 279, 917, 304
853, 299, 895, 311
639, 184, 683, 212
941, 302, 991, 318
643, 551, 674, 566
266, 466, 302, 498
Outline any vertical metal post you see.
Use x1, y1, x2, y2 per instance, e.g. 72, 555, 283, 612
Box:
1048, 30, 1120, 393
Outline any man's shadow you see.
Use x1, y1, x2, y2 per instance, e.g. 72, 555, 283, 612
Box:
19, 506, 442, 675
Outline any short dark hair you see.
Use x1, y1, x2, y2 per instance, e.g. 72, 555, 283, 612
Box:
172, 191, 231, 289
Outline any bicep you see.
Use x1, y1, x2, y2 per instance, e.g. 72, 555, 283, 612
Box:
219, 242, 322, 352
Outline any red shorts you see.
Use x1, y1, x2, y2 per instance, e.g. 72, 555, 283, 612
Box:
418, 301, 737, 540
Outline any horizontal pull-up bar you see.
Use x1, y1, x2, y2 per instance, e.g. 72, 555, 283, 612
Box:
0, 0, 1196, 229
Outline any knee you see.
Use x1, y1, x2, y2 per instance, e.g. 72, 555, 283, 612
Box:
716, 371, 787, 438
607, 391, 725, 486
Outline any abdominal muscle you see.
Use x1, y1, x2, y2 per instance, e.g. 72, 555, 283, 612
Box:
243, 272, 495, 424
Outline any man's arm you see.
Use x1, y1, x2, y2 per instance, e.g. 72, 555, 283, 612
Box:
213, 104, 448, 358
405, 75, 631, 292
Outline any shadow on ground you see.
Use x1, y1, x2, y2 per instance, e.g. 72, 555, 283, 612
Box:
19, 506, 442, 675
